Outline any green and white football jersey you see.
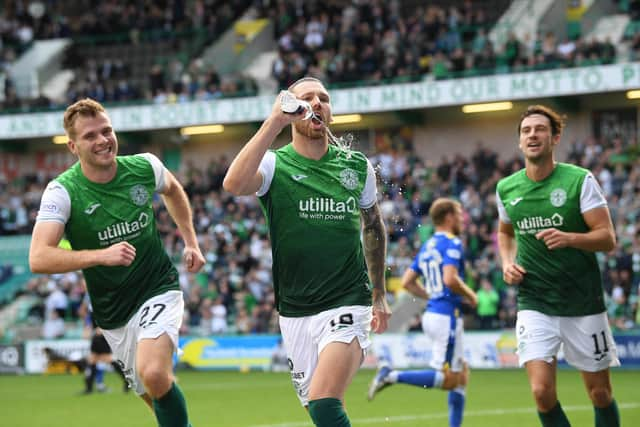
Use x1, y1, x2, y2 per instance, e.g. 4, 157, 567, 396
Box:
496, 163, 607, 316
257, 144, 376, 317
36, 154, 179, 329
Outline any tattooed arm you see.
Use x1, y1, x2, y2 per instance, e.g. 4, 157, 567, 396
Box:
361, 202, 391, 333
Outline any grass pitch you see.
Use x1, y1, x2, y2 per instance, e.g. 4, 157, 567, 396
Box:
1, 369, 638, 426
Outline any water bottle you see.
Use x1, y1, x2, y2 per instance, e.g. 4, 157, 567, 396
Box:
280, 91, 313, 120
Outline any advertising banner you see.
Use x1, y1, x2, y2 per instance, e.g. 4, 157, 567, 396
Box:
367, 331, 519, 369
369, 331, 640, 370
0, 344, 24, 374
3, 62, 640, 139
18, 332, 640, 374
613, 335, 640, 365
178, 335, 281, 370
24, 339, 89, 374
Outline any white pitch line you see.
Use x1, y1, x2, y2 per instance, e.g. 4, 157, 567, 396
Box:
248, 402, 640, 427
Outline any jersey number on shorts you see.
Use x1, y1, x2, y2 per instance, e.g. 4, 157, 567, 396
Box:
139, 303, 167, 328
330, 313, 354, 332
591, 330, 609, 360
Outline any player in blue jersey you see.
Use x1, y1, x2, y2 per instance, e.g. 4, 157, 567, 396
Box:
368, 198, 477, 427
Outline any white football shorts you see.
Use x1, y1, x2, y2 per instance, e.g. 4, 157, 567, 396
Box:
422, 311, 465, 372
279, 305, 372, 406
101, 290, 184, 395
515, 310, 620, 371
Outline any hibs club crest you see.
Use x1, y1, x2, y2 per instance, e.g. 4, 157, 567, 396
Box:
550, 188, 567, 207
130, 184, 149, 206
339, 168, 358, 190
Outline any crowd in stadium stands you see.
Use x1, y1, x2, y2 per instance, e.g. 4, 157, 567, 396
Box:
2, 0, 638, 112
1, 1, 639, 337
0, 0, 257, 111
267, 0, 619, 89
2, 128, 640, 338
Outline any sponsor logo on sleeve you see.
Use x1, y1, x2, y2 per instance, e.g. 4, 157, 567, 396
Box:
40, 203, 59, 213
446, 248, 461, 259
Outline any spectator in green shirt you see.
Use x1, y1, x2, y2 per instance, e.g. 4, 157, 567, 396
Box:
476, 278, 499, 329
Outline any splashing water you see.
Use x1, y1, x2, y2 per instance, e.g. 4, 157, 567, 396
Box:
326, 125, 354, 152
310, 111, 354, 157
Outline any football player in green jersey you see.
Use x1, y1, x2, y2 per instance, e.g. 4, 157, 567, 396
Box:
224, 77, 392, 427
30, 99, 205, 427
496, 105, 620, 427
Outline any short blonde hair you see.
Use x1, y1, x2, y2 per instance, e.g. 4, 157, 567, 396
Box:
429, 198, 461, 226
63, 98, 106, 139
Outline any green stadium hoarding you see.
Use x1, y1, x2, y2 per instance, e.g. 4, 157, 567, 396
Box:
2, 62, 640, 140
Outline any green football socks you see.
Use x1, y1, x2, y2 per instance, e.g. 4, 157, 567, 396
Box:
152, 382, 190, 427
595, 399, 620, 427
537, 401, 571, 427
308, 397, 351, 427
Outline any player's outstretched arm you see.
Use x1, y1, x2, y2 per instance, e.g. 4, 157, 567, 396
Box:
160, 170, 205, 273
223, 93, 301, 196
29, 221, 136, 273
362, 203, 391, 333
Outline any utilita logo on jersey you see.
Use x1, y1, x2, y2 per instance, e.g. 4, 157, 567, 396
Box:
298, 196, 357, 221
517, 213, 563, 234
97, 212, 150, 245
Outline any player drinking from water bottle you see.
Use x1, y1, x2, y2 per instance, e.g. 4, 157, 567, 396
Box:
224, 77, 392, 427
